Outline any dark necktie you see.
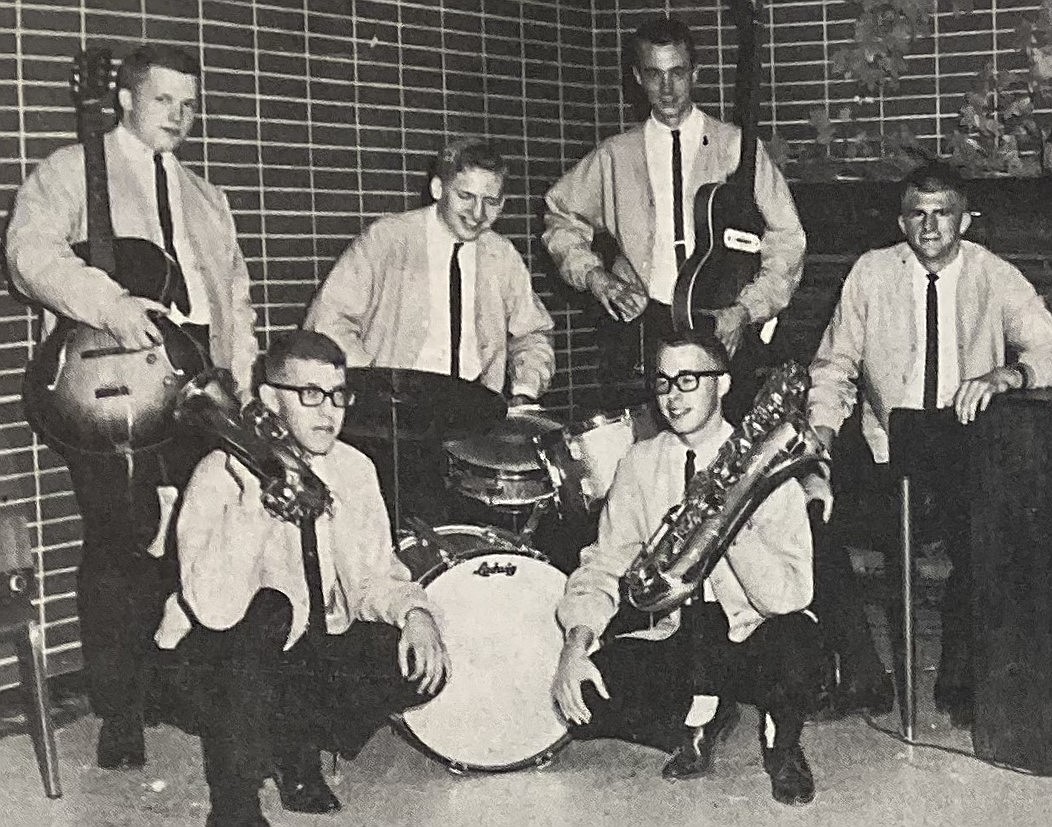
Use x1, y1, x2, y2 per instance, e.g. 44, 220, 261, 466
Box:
449, 242, 464, 379
300, 518, 327, 644
684, 448, 696, 496
671, 129, 686, 272
154, 153, 191, 314
924, 271, 939, 411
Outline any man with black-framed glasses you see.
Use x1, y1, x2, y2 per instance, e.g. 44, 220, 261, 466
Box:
156, 331, 449, 826
552, 330, 824, 806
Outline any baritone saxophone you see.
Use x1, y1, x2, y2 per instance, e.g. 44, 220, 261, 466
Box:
624, 361, 829, 614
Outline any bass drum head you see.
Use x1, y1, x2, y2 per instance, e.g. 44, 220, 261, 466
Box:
398, 549, 569, 771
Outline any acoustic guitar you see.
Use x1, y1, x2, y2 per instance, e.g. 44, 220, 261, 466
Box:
22, 48, 209, 455
671, 0, 765, 334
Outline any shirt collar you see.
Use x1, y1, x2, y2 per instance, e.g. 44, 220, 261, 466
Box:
646, 105, 704, 137
114, 123, 171, 163
425, 203, 475, 250
670, 416, 733, 455
910, 247, 963, 283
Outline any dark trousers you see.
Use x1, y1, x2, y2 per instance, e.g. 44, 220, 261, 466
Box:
870, 461, 973, 694
810, 499, 889, 690
67, 427, 213, 724
817, 448, 973, 696
179, 590, 423, 811
574, 604, 824, 753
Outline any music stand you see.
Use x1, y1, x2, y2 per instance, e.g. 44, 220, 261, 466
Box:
888, 407, 967, 743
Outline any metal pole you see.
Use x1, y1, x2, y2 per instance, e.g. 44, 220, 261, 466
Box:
391, 379, 401, 532
900, 475, 916, 743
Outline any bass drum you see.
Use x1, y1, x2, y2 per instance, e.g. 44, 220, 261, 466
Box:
395, 526, 570, 772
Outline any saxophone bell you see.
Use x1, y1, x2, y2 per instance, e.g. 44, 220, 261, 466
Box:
174, 369, 333, 525
624, 362, 830, 615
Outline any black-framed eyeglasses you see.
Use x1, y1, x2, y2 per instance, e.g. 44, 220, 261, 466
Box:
266, 381, 355, 408
653, 370, 725, 395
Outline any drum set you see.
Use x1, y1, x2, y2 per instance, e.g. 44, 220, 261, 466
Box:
339, 368, 658, 773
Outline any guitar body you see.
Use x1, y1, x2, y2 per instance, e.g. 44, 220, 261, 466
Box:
671, 0, 765, 337
21, 48, 212, 456
23, 238, 210, 455
672, 177, 764, 331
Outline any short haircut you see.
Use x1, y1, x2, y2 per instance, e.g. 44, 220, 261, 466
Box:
656, 327, 730, 372
117, 44, 200, 93
900, 160, 968, 211
434, 137, 508, 184
263, 330, 346, 382
631, 15, 695, 68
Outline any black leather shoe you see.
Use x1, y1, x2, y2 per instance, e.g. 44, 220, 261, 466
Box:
273, 771, 341, 815
661, 703, 741, 781
96, 717, 145, 770
206, 810, 270, 827
763, 743, 816, 806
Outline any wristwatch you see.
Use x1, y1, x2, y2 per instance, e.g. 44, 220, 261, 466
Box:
1006, 362, 1030, 389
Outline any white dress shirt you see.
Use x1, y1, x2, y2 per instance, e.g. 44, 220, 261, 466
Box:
557, 422, 813, 645
414, 205, 482, 381
112, 125, 211, 326
644, 106, 705, 304
902, 250, 962, 412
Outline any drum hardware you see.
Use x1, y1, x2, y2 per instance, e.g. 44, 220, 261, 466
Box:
341, 368, 506, 529
443, 409, 562, 510
534, 404, 659, 519
392, 525, 571, 772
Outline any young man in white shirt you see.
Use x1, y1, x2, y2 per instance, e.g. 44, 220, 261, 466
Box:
552, 332, 823, 806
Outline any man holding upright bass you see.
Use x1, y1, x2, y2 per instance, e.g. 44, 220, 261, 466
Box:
6, 43, 256, 770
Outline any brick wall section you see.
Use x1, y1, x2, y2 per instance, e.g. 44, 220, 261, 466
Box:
0, 0, 605, 690
2, 1, 1050, 690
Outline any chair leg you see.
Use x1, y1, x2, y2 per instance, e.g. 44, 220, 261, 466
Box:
15, 621, 62, 798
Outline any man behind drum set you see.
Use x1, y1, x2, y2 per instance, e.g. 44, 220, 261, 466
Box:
155, 331, 449, 827
551, 330, 825, 806
305, 137, 555, 523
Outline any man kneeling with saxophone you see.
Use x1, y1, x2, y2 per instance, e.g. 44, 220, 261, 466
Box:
551, 331, 825, 806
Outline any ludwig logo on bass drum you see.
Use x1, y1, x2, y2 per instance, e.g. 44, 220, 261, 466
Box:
474, 560, 517, 577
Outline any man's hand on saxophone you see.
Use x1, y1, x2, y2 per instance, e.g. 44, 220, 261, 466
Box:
800, 425, 835, 523
551, 626, 609, 725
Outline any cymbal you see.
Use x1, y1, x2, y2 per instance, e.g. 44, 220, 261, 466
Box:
444, 408, 563, 471
341, 367, 507, 441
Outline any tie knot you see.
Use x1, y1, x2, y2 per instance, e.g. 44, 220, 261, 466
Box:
927, 271, 939, 285
154, 152, 164, 167
684, 449, 696, 491
452, 242, 463, 258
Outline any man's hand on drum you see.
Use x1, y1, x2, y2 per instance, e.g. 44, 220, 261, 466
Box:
399, 608, 450, 695
551, 626, 608, 725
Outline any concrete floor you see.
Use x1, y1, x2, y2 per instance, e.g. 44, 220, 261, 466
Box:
3, 570, 1052, 826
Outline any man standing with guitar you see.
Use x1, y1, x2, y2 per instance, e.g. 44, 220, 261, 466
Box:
6, 44, 256, 769
543, 12, 805, 414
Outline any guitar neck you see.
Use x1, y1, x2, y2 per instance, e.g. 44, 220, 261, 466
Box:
82, 125, 117, 277
730, 2, 762, 191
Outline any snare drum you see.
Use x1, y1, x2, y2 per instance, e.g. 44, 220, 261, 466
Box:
443, 409, 561, 508
395, 526, 570, 772
535, 404, 659, 517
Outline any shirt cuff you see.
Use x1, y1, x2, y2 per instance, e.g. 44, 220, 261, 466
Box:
510, 378, 541, 400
